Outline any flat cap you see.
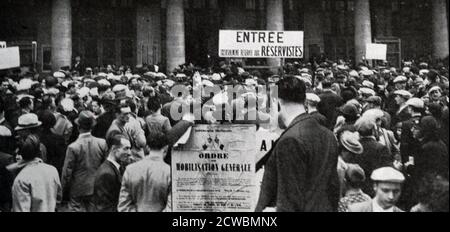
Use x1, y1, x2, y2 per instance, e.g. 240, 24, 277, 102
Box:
371, 167, 405, 183
394, 90, 412, 99
393, 76, 408, 83
406, 98, 424, 109
306, 93, 321, 103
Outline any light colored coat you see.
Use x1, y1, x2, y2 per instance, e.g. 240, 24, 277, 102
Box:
348, 200, 404, 212
11, 158, 61, 212
61, 133, 108, 198
118, 155, 171, 212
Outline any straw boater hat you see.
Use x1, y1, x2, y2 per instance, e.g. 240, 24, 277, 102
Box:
15, 113, 42, 131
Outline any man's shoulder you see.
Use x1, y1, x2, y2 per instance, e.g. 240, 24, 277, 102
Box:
347, 200, 372, 212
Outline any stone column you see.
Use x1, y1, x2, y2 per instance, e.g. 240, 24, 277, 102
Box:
166, 0, 185, 73
51, 0, 72, 71
431, 0, 449, 59
354, 0, 372, 64
304, 1, 324, 60
266, 0, 284, 68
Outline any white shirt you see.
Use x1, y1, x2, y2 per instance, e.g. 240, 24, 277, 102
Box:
372, 199, 394, 212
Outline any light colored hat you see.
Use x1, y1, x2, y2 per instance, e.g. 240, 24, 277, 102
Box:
77, 87, 90, 99
340, 131, 363, 155
354, 116, 377, 133
359, 87, 376, 97
202, 80, 214, 87
393, 76, 408, 83
211, 73, 222, 81
371, 167, 405, 183
406, 98, 425, 109
349, 70, 359, 77
428, 86, 442, 94
112, 84, 127, 93
362, 109, 384, 121
419, 69, 429, 76
89, 87, 99, 97
402, 67, 411, 73
362, 80, 375, 89
53, 71, 66, 78
394, 90, 413, 99
15, 113, 42, 131
16, 79, 35, 91
132, 74, 141, 79
245, 78, 257, 86
60, 98, 75, 112
306, 93, 321, 103
98, 79, 111, 87
212, 92, 229, 105
360, 70, 374, 76
97, 72, 107, 78
164, 79, 175, 88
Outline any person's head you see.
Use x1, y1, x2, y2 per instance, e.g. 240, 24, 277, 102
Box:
428, 86, 442, 102
107, 133, 132, 165
339, 130, 363, 161
38, 110, 57, 130
345, 164, 366, 190
276, 75, 306, 123
305, 93, 320, 112
147, 95, 162, 113
405, 98, 424, 115
89, 100, 102, 115
42, 94, 57, 111
146, 131, 169, 157
20, 134, 41, 161
371, 167, 405, 209
19, 96, 34, 112
394, 90, 412, 105
75, 56, 81, 62
75, 110, 96, 132
116, 102, 131, 125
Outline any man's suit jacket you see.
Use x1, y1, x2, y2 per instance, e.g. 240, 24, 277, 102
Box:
92, 160, 122, 212
256, 113, 340, 212
348, 200, 404, 212
61, 133, 108, 199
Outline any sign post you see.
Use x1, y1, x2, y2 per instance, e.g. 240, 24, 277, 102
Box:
172, 124, 257, 212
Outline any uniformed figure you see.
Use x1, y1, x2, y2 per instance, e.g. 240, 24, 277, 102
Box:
348, 167, 405, 212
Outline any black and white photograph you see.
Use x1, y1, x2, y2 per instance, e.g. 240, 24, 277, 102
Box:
0, 0, 449, 221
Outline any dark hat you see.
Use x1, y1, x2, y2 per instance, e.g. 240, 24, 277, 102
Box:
340, 103, 359, 117
75, 111, 96, 129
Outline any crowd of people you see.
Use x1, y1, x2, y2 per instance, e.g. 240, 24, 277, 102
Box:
0, 56, 448, 212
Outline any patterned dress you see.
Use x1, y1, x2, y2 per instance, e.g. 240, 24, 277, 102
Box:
338, 190, 372, 212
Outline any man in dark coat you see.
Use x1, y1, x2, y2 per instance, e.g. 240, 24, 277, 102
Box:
400, 98, 424, 164
92, 97, 117, 139
0, 151, 14, 212
318, 81, 344, 130
256, 76, 340, 212
38, 110, 67, 175
92, 134, 132, 212
354, 117, 393, 196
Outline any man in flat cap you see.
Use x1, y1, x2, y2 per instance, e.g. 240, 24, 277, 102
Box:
348, 167, 405, 212
400, 98, 424, 166
392, 90, 413, 127
306, 93, 327, 128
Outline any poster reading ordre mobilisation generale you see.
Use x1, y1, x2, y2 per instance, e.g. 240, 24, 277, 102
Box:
172, 124, 257, 212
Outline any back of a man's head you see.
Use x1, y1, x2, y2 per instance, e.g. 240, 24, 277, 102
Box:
277, 75, 306, 104
147, 131, 169, 151
20, 135, 41, 161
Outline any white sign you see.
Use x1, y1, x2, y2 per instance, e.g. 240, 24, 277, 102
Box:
0, 42, 6, 48
366, 43, 387, 60
0, 47, 20, 70
172, 124, 257, 212
219, 30, 304, 58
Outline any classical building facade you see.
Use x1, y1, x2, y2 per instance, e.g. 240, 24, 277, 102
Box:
0, 0, 448, 72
